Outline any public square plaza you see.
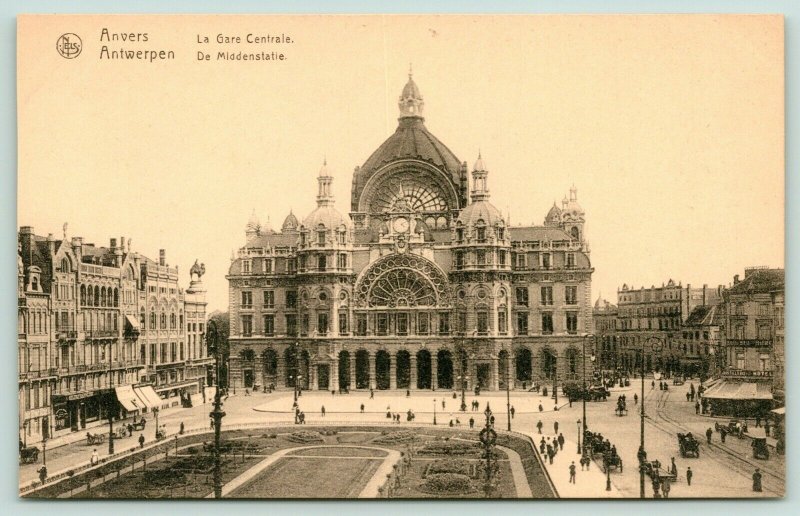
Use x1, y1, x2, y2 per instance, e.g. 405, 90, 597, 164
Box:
19, 378, 783, 499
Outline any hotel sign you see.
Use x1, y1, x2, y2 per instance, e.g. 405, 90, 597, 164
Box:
723, 369, 773, 379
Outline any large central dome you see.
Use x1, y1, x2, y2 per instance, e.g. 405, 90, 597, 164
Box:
351, 73, 466, 213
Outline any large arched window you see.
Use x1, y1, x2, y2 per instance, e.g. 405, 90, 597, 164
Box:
170, 312, 176, 329
61, 258, 70, 273
93, 286, 100, 306
80, 285, 86, 305
160, 312, 167, 329
150, 311, 156, 330
356, 254, 450, 308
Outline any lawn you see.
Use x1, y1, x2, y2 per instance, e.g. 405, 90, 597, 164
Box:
228, 456, 382, 498
289, 446, 388, 458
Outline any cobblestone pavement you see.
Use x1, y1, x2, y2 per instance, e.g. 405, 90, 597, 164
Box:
19, 380, 785, 498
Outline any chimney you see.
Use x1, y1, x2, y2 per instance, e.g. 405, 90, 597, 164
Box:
159, 249, 166, 266
734, 274, 740, 285
47, 233, 56, 256
110, 238, 117, 249
19, 226, 35, 264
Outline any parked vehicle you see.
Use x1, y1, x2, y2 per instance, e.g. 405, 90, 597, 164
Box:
677, 432, 700, 458
19, 446, 40, 464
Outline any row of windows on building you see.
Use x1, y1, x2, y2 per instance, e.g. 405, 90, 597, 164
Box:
237, 251, 580, 276
239, 310, 581, 337
454, 224, 504, 243
617, 317, 682, 331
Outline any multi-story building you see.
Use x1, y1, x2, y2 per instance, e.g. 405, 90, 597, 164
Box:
673, 303, 723, 379
227, 73, 595, 393
17, 225, 210, 443
611, 280, 722, 376
592, 296, 618, 371
703, 267, 784, 418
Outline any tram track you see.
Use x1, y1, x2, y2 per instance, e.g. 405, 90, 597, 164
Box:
644, 388, 784, 494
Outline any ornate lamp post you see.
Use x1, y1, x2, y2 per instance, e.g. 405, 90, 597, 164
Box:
207, 319, 226, 499
577, 419, 582, 454
457, 375, 469, 412
42, 436, 47, 467
480, 403, 497, 498
506, 368, 511, 431
605, 450, 612, 491
433, 398, 437, 425
582, 333, 596, 445
553, 354, 558, 405
639, 336, 663, 499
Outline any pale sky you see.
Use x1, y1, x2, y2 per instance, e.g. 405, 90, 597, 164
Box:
18, 14, 784, 314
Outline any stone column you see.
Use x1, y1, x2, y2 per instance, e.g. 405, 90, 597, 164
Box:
431, 353, 438, 390
492, 358, 500, 391
369, 352, 376, 390
389, 353, 397, 390
254, 356, 264, 389
277, 353, 286, 388
331, 357, 339, 392
410, 354, 418, 389
349, 354, 357, 390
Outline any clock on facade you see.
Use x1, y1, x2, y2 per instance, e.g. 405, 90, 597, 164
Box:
393, 217, 409, 233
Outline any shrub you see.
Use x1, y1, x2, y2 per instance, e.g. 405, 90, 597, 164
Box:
144, 469, 186, 487
420, 440, 479, 456
287, 431, 324, 444
372, 431, 418, 444
424, 459, 471, 477
420, 473, 473, 494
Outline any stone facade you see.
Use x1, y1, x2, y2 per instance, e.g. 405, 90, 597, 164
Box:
227, 74, 595, 393
17, 226, 211, 442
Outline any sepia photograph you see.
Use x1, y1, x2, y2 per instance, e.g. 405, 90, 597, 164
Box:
15, 14, 784, 500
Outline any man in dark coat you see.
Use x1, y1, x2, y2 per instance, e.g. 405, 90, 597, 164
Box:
752, 468, 762, 492
720, 427, 727, 443
558, 433, 565, 451
686, 466, 693, 486
706, 427, 713, 444
537, 420, 543, 433
569, 461, 576, 483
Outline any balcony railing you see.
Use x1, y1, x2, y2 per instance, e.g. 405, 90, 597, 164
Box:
727, 338, 772, 348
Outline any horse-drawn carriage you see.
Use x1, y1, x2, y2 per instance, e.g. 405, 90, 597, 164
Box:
155, 427, 167, 441
677, 432, 700, 458
602, 452, 623, 473
131, 419, 147, 431
19, 446, 40, 464
86, 432, 106, 445
715, 419, 746, 438
642, 460, 677, 483
587, 386, 609, 402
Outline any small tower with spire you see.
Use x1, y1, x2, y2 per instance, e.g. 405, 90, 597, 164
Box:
398, 66, 424, 119
245, 209, 261, 240
316, 158, 335, 207
470, 151, 490, 202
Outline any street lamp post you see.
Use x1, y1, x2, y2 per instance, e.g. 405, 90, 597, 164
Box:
457, 375, 469, 412
577, 419, 581, 454
433, 398, 437, 425
553, 356, 558, 405
581, 333, 596, 453
639, 336, 663, 499
207, 319, 226, 499
480, 403, 497, 498
42, 437, 47, 467
506, 368, 511, 432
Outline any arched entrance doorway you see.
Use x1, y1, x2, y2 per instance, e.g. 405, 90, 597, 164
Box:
338, 351, 351, 391
565, 347, 579, 381
396, 350, 411, 389
355, 350, 370, 389
375, 350, 391, 390
417, 349, 431, 389
262, 349, 278, 388
284, 347, 298, 388
515, 347, 532, 386
437, 349, 453, 389
542, 348, 557, 380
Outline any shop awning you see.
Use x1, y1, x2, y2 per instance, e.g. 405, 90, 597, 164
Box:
771, 406, 785, 415
124, 315, 140, 330
115, 385, 144, 412
702, 381, 772, 400
702, 377, 722, 389
133, 385, 162, 410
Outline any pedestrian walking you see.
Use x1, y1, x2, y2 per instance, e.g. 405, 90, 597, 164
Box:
752, 468, 762, 492
138, 434, 145, 448
651, 380, 655, 389
370, 388, 374, 399
539, 439, 546, 454
538, 403, 544, 412
554, 421, 559, 434
469, 417, 475, 429
686, 467, 693, 486
91, 448, 99, 465
662, 479, 671, 498
706, 427, 713, 444
537, 420, 543, 434
321, 405, 326, 417
720, 427, 727, 443
510, 406, 516, 419
686, 392, 691, 402
755, 415, 761, 428
127, 423, 134, 436
38, 466, 47, 484
558, 433, 565, 451
695, 401, 700, 414
569, 461, 576, 483
670, 457, 677, 477
406, 389, 410, 397
360, 403, 365, 413
634, 393, 638, 405
179, 422, 185, 435
442, 399, 446, 409
547, 445, 554, 465
765, 419, 771, 436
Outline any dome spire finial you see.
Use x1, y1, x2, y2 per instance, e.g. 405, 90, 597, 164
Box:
409, 62, 413, 78
398, 70, 424, 119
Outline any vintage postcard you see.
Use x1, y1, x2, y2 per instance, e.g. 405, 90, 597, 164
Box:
17, 14, 784, 499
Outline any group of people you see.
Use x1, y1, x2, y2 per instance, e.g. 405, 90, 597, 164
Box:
539, 432, 565, 465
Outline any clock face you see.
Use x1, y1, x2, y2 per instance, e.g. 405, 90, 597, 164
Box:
393, 217, 409, 233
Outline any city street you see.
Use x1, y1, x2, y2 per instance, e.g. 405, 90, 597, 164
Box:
20, 380, 784, 498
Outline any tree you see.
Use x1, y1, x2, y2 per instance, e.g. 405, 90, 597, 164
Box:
208, 310, 230, 388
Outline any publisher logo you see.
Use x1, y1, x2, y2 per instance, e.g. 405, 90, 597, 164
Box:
56, 33, 82, 59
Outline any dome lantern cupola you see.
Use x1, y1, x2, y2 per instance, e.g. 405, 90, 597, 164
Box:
316, 158, 334, 207
398, 66, 424, 120
282, 210, 299, 232
470, 151, 490, 202
245, 209, 261, 239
